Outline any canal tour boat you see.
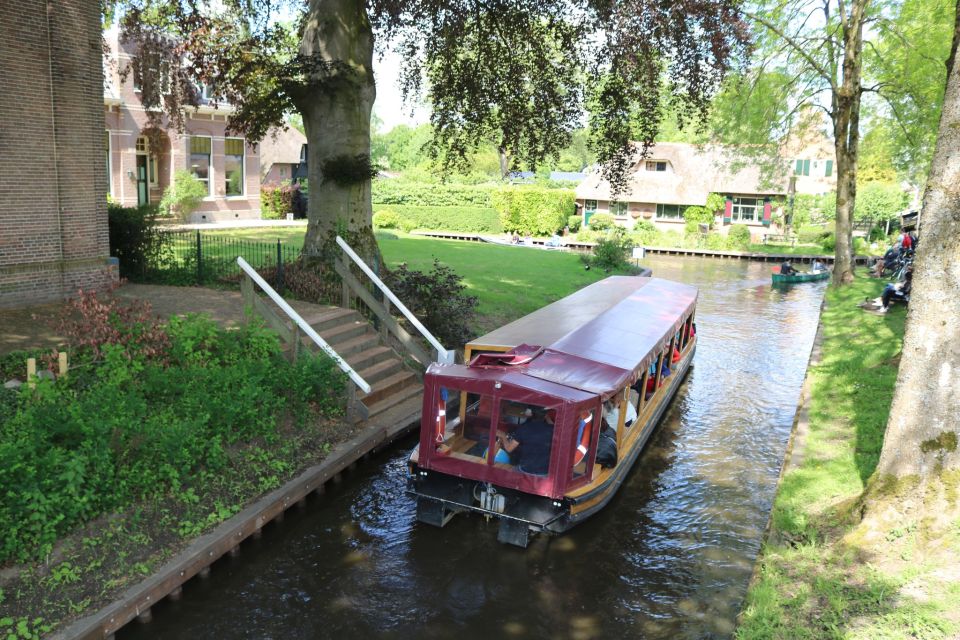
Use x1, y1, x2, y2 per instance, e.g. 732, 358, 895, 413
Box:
771, 269, 830, 284
407, 276, 698, 547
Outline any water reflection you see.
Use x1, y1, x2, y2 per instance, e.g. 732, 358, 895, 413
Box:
120, 255, 825, 640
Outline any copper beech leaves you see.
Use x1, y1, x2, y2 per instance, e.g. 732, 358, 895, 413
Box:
115, 0, 749, 194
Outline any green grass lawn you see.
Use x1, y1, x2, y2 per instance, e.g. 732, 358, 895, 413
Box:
736, 273, 960, 640
376, 232, 625, 332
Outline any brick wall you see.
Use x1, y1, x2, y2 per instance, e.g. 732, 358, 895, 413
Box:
0, 0, 115, 308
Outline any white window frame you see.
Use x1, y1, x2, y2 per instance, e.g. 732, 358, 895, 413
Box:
224, 137, 245, 197
134, 136, 159, 187
610, 201, 628, 217
189, 135, 214, 197
646, 160, 667, 172
656, 203, 684, 220
584, 199, 597, 213
731, 197, 760, 223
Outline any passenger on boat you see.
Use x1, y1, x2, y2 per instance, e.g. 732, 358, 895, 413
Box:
604, 398, 637, 431
780, 260, 798, 276
811, 259, 826, 272
496, 408, 554, 475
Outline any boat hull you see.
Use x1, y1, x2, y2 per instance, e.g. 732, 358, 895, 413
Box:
408, 345, 695, 545
772, 271, 830, 283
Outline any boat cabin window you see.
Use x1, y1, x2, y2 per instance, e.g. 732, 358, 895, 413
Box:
496, 399, 556, 476
459, 391, 495, 464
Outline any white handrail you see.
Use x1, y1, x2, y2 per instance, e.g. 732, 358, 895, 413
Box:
336, 236, 455, 364
236, 257, 371, 394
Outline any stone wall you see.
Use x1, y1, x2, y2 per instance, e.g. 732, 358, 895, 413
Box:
0, 0, 115, 307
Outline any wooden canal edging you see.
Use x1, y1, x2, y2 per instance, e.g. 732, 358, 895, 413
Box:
411, 231, 870, 264
50, 412, 422, 640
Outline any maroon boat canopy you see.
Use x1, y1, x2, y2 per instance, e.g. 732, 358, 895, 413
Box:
461, 277, 698, 398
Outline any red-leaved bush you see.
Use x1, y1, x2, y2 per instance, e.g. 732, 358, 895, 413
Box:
54, 288, 170, 363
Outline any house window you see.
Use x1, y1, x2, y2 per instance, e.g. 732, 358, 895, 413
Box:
611, 202, 628, 217
585, 200, 597, 214
132, 57, 170, 95
794, 159, 811, 176
646, 161, 667, 172
824, 160, 833, 177
224, 138, 245, 196
190, 136, 212, 196
656, 204, 684, 220
731, 197, 759, 222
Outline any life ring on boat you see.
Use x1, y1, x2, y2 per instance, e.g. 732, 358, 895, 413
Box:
573, 411, 593, 466
435, 397, 446, 444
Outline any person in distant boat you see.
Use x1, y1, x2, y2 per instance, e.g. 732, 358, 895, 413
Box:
496, 408, 554, 475
604, 397, 637, 432
780, 260, 798, 276
811, 259, 826, 272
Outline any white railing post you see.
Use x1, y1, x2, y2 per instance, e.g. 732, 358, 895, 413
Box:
336, 236, 454, 365
236, 257, 371, 395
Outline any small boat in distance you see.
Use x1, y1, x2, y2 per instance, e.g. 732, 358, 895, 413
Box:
771, 269, 830, 284
408, 276, 698, 547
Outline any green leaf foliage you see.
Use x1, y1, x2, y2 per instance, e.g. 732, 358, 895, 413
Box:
372, 179, 494, 207
159, 170, 207, 220
107, 203, 164, 279
853, 182, 910, 223
586, 213, 615, 231
0, 313, 345, 564
728, 224, 751, 247
491, 187, 575, 236
374, 205, 502, 234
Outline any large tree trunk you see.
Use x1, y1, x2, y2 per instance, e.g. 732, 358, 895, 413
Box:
296, 0, 379, 267
829, 0, 868, 286
873, 12, 960, 480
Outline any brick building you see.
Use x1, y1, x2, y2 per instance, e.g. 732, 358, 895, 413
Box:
103, 30, 261, 222
0, 0, 115, 307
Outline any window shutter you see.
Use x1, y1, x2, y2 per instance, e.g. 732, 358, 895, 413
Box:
803, 159, 811, 176
825, 160, 833, 177
795, 159, 803, 175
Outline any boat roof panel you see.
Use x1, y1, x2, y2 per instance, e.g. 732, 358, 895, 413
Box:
468, 276, 657, 351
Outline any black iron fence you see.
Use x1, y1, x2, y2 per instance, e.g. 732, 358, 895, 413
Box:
133, 230, 301, 290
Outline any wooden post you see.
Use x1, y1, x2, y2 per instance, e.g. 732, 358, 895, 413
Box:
240, 274, 255, 323
346, 381, 358, 424
381, 298, 392, 342
292, 324, 301, 362
26, 358, 36, 389
58, 351, 68, 378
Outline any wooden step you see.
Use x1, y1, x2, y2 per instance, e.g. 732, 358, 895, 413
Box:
362, 369, 419, 406
324, 331, 380, 358
345, 345, 394, 371
363, 394, 423, 437
300, 307, 361, 332
356, 358, 403, 386
317, 320, 370, 346
364, 382, 423, 420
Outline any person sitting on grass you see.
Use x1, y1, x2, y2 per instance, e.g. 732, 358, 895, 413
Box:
872, 267, 913, 314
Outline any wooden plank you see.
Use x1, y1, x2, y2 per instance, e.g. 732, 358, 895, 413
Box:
240, 274, 255, 319
51, 410, 422, 640
251, 295, 294, 345
335, 261, 432, 367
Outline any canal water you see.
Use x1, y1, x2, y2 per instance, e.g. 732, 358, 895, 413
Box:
120, 255, 826, 640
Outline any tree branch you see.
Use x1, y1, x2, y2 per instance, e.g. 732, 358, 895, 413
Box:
743, 10, 837, 91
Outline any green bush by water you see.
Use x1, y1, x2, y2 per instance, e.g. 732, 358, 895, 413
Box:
374, 204, 502, 233
0, 310, 345, 564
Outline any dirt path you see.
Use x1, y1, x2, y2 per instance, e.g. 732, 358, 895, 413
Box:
0, 283, 331, 356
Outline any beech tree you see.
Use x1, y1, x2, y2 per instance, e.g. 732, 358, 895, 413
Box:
872, 9, 960, 482
115, 0, 748, 266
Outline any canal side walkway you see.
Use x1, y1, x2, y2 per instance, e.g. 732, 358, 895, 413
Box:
736, 274, 960, 637
1, 283, 422, 638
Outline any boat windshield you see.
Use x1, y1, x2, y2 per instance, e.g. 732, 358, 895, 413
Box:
435, 386, 558, 477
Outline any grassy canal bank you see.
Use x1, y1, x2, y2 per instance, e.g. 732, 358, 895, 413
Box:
737, 274, 960, 639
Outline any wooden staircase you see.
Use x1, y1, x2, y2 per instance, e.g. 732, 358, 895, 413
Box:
285, 305, 424, 425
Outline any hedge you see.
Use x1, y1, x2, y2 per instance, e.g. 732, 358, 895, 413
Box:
374, 204, 502, 233
372, 179, 495, 207
491, 187, 575, 236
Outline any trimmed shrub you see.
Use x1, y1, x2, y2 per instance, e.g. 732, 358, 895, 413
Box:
491, 187, 574, 236
385, 205, 502, 233
728, 224, 751, 247
160, 170, 207, 220
108, 203, 165, 279
586, 212, 615, 231
261, 182, 307, 220
821, 233, 836, 251
797, 223, 834, 244
567, 215, 582, 233
683, 205, 715, 233
372, 209, 402, 229
372, 179, 494, 207
590, 227, 635, 271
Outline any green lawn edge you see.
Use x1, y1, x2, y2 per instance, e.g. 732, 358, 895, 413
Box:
736, 273, 960, 639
